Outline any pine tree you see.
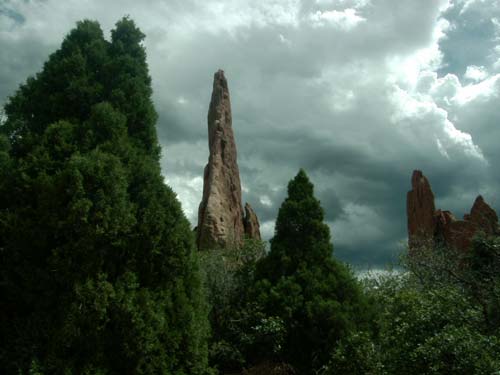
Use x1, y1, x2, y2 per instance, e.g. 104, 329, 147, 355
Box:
254, 169, 370, 373
0, 18, 209, 374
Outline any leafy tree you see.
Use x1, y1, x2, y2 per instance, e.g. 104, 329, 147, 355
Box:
199, 239, 285, 374
253, 169, 371, 373
326, 246, 500, 375
0, 18, 209, 374
326, 331, 382, 375
405, 235, 500, 331
375, 281, 499, 374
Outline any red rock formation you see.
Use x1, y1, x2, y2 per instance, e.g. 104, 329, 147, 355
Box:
469, 195, 499, 234
441, 196, 499, 251
407, 171, 499, 254
434, 209, 455, 245
244, 203, 261, 240
407, 170, 436, 252
197, 70, 260, 250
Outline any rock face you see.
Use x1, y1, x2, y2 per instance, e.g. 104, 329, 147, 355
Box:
244, 203, 261, 240
197, 70, 260, 250
407, 170, 436, 251
469, 195, 499, 234
407, 170, 499, 254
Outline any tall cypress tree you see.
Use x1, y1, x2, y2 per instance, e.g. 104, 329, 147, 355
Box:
0, 18, 209, 374
255, 169, 369, 373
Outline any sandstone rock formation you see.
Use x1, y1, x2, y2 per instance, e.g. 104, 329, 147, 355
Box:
469, 195, 499, 234
196, 70, 260, 250
244, 203, 261, 240
407, 170, 436, 250
436, 196, 499, 252
407, 170, 499, 254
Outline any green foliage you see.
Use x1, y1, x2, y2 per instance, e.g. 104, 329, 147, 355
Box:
254, 169, 371, 374
108, 18, 159, 155
375, 282, 498, 374
468, 236, 500, 329
325, 331, 382, 375
199, 239, 284, 373
0, 18, 208, 374
405, 235, 500, 331
328, 268, 500, 375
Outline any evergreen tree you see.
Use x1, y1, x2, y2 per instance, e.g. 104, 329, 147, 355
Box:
254, 169, 370, 373
0, 18, 209, 374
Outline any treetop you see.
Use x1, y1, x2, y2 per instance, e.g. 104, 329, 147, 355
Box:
287, 168, 314, 202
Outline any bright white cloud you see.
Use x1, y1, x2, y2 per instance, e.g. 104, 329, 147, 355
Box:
165, 175, 203, 222
259, 195, 273, 207
260, 220, 276, 240
387, 17, 449, 88
453, 74, 500, 105
464, 65, 488, 81
309, 8, 365, 29
390, 84, 485, 162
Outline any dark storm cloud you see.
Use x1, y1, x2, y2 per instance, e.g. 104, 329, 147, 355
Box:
0, 34, 49, 104
2, 0, 500, 269
156, 105, 205, 145
317, 188, 346, 222
0, 4, 25, 24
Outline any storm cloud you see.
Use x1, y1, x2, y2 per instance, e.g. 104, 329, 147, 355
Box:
1, 0, 500, 269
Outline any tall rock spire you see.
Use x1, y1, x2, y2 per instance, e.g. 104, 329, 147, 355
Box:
407, 170, 436, 252
197, 70, 260, 250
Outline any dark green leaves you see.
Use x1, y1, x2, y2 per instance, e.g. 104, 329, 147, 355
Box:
0, 18, 209, 374
254, 170, 368, 373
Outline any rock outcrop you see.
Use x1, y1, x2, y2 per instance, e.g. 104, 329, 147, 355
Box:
469, 195, 499, 234
407, 170, 436, 250
407, 170, 499, 254
244, 203, 261, 240
196, 70, 260, 250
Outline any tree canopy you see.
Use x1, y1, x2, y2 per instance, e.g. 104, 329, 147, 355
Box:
0, 18, 209, 374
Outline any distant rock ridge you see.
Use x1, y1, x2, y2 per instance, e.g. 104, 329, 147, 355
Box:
407, 170, 499, 254
196, 70, 261, 250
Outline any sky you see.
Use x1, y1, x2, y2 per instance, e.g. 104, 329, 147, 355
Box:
1, 0, 500, 269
